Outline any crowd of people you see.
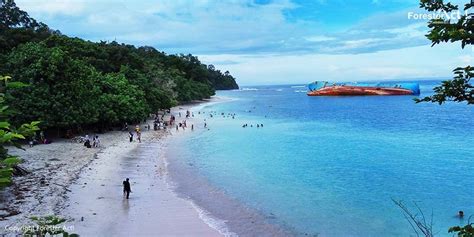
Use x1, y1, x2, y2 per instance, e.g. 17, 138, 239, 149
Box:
26, 107, 268, 202
28, 131, 50, 147
242, 123, 264, 128
28, 107, 264, 151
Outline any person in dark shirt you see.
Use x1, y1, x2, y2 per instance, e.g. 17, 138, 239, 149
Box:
123, 178, 131, 199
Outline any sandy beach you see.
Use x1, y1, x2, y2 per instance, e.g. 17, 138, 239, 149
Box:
0, 102, 223, 236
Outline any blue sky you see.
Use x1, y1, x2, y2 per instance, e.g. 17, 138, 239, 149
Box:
16, 0, 472, 85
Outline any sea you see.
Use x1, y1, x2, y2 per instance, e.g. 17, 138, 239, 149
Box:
165, 80, 474, 237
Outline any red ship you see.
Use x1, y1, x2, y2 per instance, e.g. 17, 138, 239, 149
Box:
307, 81, 420, 96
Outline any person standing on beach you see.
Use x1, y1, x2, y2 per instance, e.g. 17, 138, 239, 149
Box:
123, 178, 131, 199
40, 131, 45, 143
93, 135, 101, 148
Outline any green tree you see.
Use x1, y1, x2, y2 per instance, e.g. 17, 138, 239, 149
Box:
1, 0, 238, 132
416, 0, 473, 104
0, 0, 53, 55
1, 0, 46, 29
5, 42, 101, 128
96, 73, 147, 124
0, 76, 39, 188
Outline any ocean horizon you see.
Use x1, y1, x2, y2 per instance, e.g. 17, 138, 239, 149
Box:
166, 80, 474, 236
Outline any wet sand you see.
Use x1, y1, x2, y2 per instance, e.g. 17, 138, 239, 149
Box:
0, 100, 223, 236
63, 134, 220, 236
0, 129, 147, 234
1, 96, 280, 237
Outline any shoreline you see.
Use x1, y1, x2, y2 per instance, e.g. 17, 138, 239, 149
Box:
163, 96, 295, 236
0, 100, 224, 236
0, 95, 290, 237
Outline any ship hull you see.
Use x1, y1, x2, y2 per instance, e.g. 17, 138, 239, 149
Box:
307, 81, 420, 96
307, 86, 414, 96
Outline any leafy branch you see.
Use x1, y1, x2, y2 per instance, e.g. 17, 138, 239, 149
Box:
415, 66, 474, 104
417, 0, 473, 104
449, 215, 474, 237
0, 75, 39, 188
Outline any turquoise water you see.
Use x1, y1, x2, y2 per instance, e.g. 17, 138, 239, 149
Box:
169, 81, 474, 236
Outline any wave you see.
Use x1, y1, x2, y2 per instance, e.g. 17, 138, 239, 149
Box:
294, 90, 307, 93
162, 152, 237, 237
239, 88, 259, 91
290, 85, 306, 88
189, 201, 239, 237
275, 89, 283, 92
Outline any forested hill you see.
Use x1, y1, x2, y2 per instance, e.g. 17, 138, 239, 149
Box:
0, 0, 238, 129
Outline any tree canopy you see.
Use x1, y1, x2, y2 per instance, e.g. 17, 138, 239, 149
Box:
0, 0, 238, 130
416, 0, 473, 104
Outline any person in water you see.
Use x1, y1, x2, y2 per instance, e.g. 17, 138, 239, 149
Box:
459, 211, 464, 218
123, 178, 131, 199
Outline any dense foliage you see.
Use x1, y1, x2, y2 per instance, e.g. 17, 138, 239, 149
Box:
449, 223, 474, 237
0, 0, 238, 130
0, 76, 39, 188
415, 0, 473, 104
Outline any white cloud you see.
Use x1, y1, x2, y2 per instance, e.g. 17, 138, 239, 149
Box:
305, 35, 336, 42
17, 0, 312, 54
12, 0, 470, 85
16, 0, 86, 16
200, 43, 470, 85
457, 55, 473, 65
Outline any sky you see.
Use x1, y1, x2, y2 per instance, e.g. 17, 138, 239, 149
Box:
15, 0, 473, 86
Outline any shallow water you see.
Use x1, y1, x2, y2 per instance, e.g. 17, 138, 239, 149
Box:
168, 81, 474, 236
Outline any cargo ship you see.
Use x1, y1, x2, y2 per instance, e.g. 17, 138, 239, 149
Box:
307, 81, 420, 96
